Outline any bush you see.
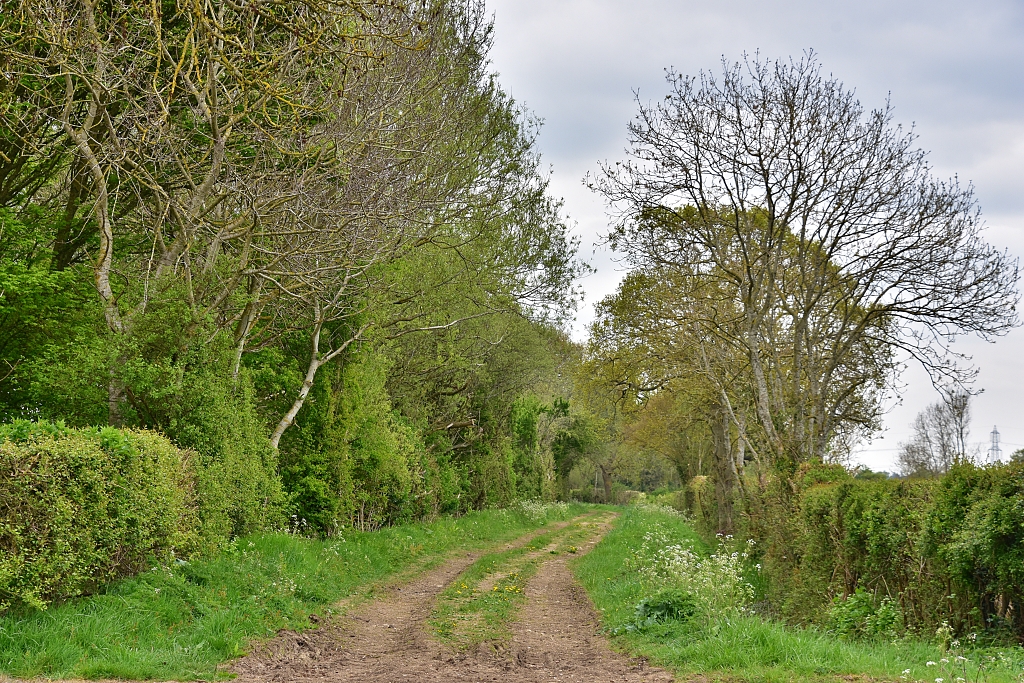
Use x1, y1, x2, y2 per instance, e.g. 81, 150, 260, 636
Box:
166, 373, 285, 541
0, 421, 200, 612
763, 460, 1024, 639
505, 499, 570, 524
627, 523, 754, 620
828, 589, 903, 639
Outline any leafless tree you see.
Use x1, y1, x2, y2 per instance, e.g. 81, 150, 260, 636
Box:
592, 53, 1019, 467
898, 390, 972, 477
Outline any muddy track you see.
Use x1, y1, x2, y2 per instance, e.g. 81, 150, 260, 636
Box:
230, 512, 673, 683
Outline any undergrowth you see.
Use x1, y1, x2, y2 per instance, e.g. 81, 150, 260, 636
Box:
572, 505, 1024, 683
0, 504, 583, 681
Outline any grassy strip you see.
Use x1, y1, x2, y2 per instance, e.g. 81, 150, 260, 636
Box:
429, 511, 607, 650
572, 506, 1024, 683
0, 505, 583, 681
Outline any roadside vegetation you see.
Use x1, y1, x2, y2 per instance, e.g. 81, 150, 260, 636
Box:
574, 505, 1024, 683
573, 51, 1024, 649
0, 0, 592, 620
0, 504, 578, 681
1, 2, 1022, 680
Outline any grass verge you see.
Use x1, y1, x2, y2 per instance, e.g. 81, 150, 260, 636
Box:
0, 504, 584, 681
572, 505, 1024, 683
429, 510, 610, 651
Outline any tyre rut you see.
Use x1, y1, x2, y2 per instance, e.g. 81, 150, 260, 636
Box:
230, 511, 674, 683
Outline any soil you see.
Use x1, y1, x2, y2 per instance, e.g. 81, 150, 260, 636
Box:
230, 514, 674, 683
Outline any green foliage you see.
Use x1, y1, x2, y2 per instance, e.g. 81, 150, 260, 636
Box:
764, 460, 1024, 639
828, 589, 903, 639
278, 349, 466, 534
505, 499, 571, 524
0, 208, 100, 422
0, 422, 199, 612
626, 589, 699, 632
0, 0, 586, 626
572, 505, 1024, 683
169, 372, 285, 541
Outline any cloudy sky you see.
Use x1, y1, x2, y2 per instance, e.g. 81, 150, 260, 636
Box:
483, 0, 1024, 471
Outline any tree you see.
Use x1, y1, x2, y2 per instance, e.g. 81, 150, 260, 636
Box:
2, 0, 584, 441
2, 0, 433, 420
897, 390, 971, 477
0, 0, 590, 533
592, 53, 1019, 469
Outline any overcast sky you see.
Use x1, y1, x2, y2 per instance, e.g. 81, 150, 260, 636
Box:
484, 0, 1024, 471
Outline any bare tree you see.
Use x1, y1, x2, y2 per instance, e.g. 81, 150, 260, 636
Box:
2, 0, 432, 418
4, 0, 579, 439
898, 390, 972, 477
592, 53, 1019, 468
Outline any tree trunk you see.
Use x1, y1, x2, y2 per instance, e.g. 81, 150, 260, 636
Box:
270, 317, 325, 449
270, 353, 321, 450
108, 372, 125, 427
600, 464, 613, 503
269, 317, 368, 449
711, 402, 735, 534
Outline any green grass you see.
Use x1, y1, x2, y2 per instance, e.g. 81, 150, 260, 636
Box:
0, 505, 584, 681
572, 506, 1024, 683
429, 510, 608, 650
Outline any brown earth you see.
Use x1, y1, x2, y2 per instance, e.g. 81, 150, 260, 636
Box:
230, 513, 674, 683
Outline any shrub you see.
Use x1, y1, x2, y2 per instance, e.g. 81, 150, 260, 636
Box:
762, 460, 1024, 639
622, 588, 699, 632
627, 526, 755, 619
506, 499, 571, 524
0, 421, 200, 612
828, 589, 903, 639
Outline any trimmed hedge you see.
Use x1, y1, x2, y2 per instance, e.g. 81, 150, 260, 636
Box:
764, 461, 1024, 639
0, 421, 200, 612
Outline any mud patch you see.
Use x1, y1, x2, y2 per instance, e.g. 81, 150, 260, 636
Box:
229, 514, 673, 682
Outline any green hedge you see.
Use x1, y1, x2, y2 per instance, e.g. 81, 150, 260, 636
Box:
0, 422, 200, 612
765, 461, 1024, 639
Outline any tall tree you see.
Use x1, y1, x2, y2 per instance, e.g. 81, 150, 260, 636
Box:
592, 53, 1019, 468
1, 0, 584, 440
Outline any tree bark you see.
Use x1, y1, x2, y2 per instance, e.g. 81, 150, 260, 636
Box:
270, 318, 324, 450
600, 463, 614, 503
711, 401, 735, 534
269, 318, 370, 449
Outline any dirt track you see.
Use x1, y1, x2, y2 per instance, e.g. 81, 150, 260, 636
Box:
230, 514, 673, 683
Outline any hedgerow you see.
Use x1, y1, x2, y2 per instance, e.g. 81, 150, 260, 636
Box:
0, 421, 200, 612
763, 460, 1024, 640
